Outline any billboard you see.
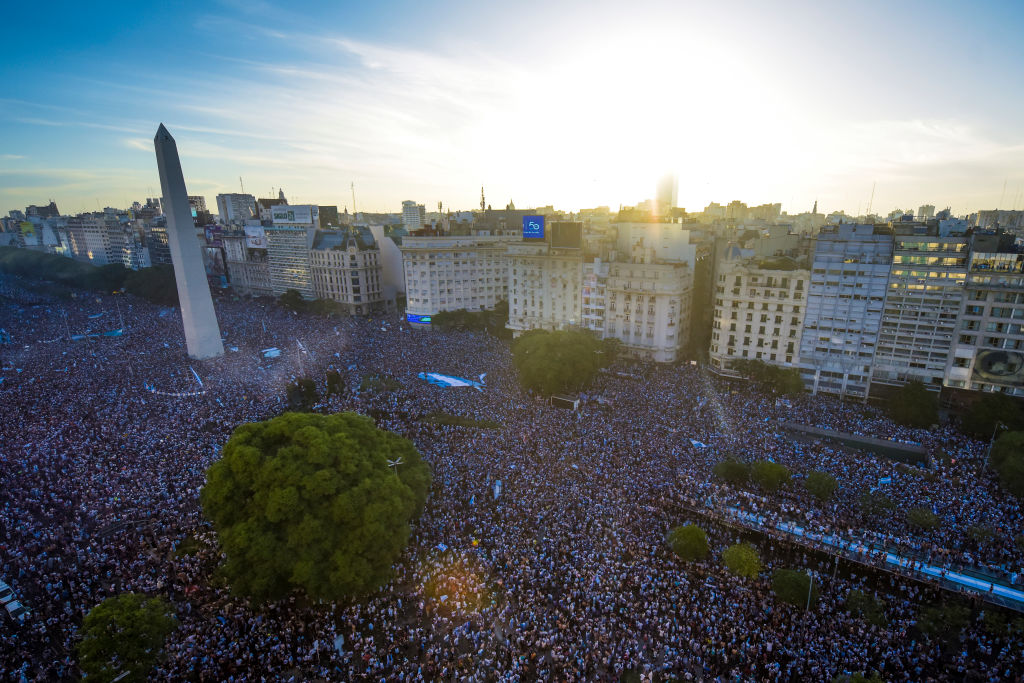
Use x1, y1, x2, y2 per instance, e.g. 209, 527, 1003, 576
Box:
522, 214, 545, 239
551, 221, 582, 249
244, 226, 267, 249
20, 221, 35, 238
406, 313, 432, 324
972, 349, 1024, 387
271, 205, 318, 225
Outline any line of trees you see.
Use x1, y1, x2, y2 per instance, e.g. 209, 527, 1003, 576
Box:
0, 247, 179, 305
729, 358, 804, 395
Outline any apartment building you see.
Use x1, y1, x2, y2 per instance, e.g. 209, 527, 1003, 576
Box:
709, 257, 809, 373
871, 226, 968, 393
944, 234, 1024, 397
310, 229, 388, 314
401, 235, 510, 325
799, 224, 893, 400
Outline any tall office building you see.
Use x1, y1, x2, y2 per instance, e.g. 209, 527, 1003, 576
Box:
799, 224, 893, 400
655, 174, 677, 216
402, 200, 426, 232
215, 193, 258, 225
870, 225, 968, 393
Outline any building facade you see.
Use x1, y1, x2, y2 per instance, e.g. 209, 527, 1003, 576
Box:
401, 235, 510, 325
799, 224, 893, 400
215, 193, 257, 225
709, 259, 809, 373
264, 225, 314, 298
310, 230, 388, 314
943, 236, 1024, 397
870, 227, 968, 393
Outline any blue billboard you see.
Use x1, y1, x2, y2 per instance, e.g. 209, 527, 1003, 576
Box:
406, 313, 432, 324
522, 214, 545, 239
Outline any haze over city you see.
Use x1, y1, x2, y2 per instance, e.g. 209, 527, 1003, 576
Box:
2, 0, 1024, 216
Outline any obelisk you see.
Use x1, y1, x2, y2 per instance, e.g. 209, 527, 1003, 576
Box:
154, 123, 224, 359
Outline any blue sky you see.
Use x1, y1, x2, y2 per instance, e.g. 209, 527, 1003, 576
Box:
2, 0, 1023, 217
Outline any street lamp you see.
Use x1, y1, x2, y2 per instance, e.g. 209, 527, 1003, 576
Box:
386, 457, 403, 477
985, 421, 1008, 470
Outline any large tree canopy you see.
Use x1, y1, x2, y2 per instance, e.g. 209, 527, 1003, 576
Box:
201, 412, 431, 601
960, 392, 1024, 438
886, 380, 938, 428
510, 329, 604, 395
77, 593, 177, 683
990, 430, 1024, 498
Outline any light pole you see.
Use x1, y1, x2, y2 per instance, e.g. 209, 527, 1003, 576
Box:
985, 421, 1008, 471
806, 570, 815, 611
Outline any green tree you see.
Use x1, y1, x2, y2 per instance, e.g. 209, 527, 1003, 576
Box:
845, 589, 887, 626
860, 490, 895, 516
990, 430, 1024, 498
510, 329, 603, 395
713, 458, 750, 485
771, 569, 819, 608
308, 298, 344, 317
887, 380, 938, 428
325, 370, 344, 396
286, 377, 319, 410
960, 392, 1024, 438
668, 524, 709, 562
201, 412, 431, 601
731, 358, 804, 395
123, 265, 178, 306
907, 507, 940, 530
278, 288, 307, 313
722, 543, 762, 578
918, 602, 970, 639
751, 461, 791, 492
805, 470, 838, 502
77, 593, 177, 683
833, 673, 884, 683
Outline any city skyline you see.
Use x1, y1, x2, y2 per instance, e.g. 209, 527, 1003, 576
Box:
3, 0, 1024, 217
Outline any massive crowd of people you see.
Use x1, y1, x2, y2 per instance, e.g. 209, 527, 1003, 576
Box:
1, 273, 1022, 682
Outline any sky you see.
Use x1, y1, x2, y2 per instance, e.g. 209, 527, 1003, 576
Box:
1, 0, 1023, 217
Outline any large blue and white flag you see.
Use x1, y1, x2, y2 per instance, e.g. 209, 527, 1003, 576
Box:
418, 372, 486, 392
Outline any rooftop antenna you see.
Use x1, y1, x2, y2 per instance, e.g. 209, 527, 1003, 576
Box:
239, 176, 244, 194
999, 178, 1007, 208
350, 182, 357, 217
480, 186, 486, 212
866, 181, 876, 216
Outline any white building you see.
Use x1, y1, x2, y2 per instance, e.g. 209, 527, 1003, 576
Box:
799, 224, 893, 400
943, 235, 1024, 397
709, 258, 809, 373
603, 259, 691, 362
216, 193, 257, 225
223, 228, 273, 297
402, 200, 425, 233
507, 239, 584, 333
310, 229, 388, 314
401, 235, 510, 325
264, 225, 315, 298
870, 226, 968, 393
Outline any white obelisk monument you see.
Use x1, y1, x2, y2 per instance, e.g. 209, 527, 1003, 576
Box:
154, 123, 224, 359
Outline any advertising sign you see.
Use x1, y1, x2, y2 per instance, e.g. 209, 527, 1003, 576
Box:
522, 215, 545, 239
244, 226, 267, 249
406, 313, 432, 324
271, 205, 318, 225
972, 349, 1024, 387
19, 221, 35, 237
